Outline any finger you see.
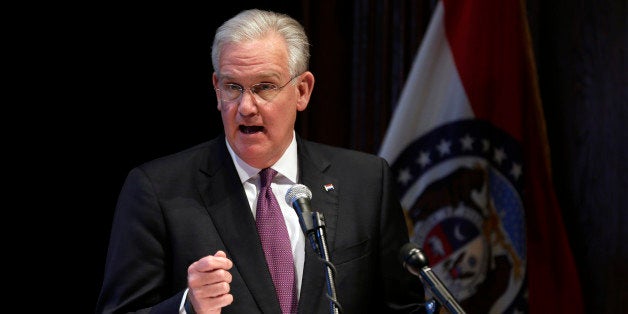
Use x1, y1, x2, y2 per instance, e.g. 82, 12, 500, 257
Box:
198, 268, 233, 285
207, 293, 234, 309
195, 293, 234, 313
194, 280, 232, 299
188, 279, 234, 313
214, 251, 233, 269
188, 268, 233, 290
190, 253, 233, 273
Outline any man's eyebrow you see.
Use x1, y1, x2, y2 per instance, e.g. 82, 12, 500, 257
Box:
219, 72, 283, 82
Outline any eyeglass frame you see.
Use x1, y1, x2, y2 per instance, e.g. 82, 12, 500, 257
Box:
214, 74, 301, 104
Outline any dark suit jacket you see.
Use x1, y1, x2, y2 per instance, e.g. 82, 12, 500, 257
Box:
96, 134, 424, 313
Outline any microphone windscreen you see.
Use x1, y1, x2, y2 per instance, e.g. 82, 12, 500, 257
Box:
399, 242, 429, 275
285, 184, 312, 205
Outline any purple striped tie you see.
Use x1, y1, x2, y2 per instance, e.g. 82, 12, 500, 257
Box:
256, 168, 298, 313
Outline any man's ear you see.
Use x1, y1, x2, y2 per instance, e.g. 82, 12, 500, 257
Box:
296, 71, 315, 111
212, 73, 221, 110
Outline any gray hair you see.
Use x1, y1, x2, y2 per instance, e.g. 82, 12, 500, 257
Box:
211, 9, 310, 77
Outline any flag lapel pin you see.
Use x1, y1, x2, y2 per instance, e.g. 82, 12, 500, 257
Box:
323, 183, 335, 191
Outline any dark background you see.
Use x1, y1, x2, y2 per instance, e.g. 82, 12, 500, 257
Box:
22, 0, 624, 313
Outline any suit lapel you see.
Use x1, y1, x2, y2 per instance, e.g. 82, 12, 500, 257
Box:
194, 136, 341, 313
297, 137, 339, 256
296, 137, 340, 312
196, 138, 281, 313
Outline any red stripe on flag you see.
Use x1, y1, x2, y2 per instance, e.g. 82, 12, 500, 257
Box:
444, 0, 525, 141
442, 0, 584, 312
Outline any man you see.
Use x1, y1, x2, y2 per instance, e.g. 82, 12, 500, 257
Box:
96, 8, 424, 313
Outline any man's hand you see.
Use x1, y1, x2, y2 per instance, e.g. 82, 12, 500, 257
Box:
187, 251, 234, 314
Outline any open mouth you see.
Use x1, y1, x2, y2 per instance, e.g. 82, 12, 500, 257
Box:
239, 125, 264, 134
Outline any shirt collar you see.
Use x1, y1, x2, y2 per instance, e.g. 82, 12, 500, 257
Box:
225, 131, 298, 184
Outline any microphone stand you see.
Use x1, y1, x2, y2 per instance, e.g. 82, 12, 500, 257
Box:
418, 264, 466, 314
306, 211, 341, 314
399, 243, 466, 314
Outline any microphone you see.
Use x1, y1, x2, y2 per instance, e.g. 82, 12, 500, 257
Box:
399, 242, 467, 314
285, 184, 315, 233
285, 184, 342, 313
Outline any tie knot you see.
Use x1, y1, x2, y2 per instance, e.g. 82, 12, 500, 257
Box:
259, 168, 277, 188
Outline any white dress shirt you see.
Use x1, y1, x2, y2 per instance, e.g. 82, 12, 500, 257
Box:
181, 132, 305, 313
226, 131, 306, 296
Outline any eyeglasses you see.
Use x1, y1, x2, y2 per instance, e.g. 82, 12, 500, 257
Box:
215, 75, 299, 104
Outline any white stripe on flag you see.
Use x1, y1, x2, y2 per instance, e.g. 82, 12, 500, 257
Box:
378, 1, 473, 165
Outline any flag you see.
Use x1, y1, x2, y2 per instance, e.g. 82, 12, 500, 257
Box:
378, 0, 584, 313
